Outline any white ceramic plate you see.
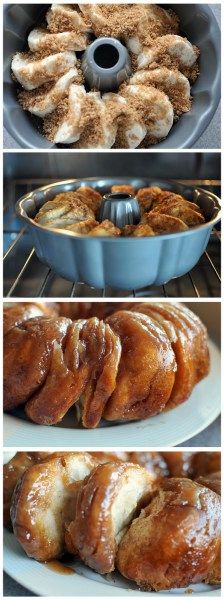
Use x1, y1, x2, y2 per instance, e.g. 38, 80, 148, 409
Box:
4, 529, 220, 597
4, 339, 220, 448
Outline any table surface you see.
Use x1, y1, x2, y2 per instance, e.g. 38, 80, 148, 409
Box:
3, 4, 221, 150
3, 3, 221, 596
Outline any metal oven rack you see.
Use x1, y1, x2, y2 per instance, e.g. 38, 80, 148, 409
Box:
3, 180, 221, 298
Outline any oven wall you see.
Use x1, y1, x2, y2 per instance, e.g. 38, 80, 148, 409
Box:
3, 152, 221, 183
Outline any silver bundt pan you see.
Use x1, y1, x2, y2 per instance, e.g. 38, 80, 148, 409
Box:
3, 4, 221, 149
16, 178, 221, 289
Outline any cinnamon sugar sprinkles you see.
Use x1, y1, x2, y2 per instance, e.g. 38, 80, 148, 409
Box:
11, 3, 200, 148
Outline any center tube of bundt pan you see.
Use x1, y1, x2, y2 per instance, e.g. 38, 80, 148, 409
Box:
98, 193, 141, 228
82, 37, 132, 91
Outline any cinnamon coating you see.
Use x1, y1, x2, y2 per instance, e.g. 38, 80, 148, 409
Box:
67, 461, 153, 573
117, 477, 221, 591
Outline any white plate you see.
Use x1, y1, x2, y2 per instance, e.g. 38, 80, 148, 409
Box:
4, 339, 220, 448
4, 529, 220, 597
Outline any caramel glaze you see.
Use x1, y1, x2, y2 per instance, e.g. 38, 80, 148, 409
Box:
45, 558, 75, 575
3, 303, 209, 428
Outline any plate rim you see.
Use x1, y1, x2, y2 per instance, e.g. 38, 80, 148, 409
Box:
3, 530, 221, 597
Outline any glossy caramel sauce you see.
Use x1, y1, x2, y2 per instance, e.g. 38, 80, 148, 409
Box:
45, 559, 75, 575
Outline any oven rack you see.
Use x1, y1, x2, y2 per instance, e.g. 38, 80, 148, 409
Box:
3, 180, 221, 298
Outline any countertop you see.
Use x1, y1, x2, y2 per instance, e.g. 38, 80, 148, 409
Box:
3, 4, 221, 150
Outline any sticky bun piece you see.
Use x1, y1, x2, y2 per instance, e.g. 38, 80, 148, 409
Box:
67, 461, 153, 573
142, 212, 188, 234
131, 302, 210, 409
104, 310, 176, 421
196, 472, 221, 496
57, 302, 123, 321
151, 202, 205, 227
25, 317, 121, 428
73, 186, 102, 214
122, 224, 155, 237
4, 316, 71, 411
111, 184, 135, 195
90, 451, 130, 463
88, 219, 121, 237
3, 451, 52, 530
136, 187, 162, 212
151, 194, 203, 215
192, 451, 221, 478
161, 451, 194, 477
65, 219, 99, 234
11, 452, 97, 561
3, 302, 58, 335
117, 477, 221, 591
129, 452, 169, 483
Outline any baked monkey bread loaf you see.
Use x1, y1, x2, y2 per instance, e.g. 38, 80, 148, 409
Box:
3, 302, 210, 428
4, 451, 221, 591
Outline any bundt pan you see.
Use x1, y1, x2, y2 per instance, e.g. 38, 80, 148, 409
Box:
16, 178, 221, 289
3, 4, 221, 149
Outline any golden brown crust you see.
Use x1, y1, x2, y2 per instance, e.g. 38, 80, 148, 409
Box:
117, 477, 221, 591
67, 461, 153, 573
11, 453, 97, 561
